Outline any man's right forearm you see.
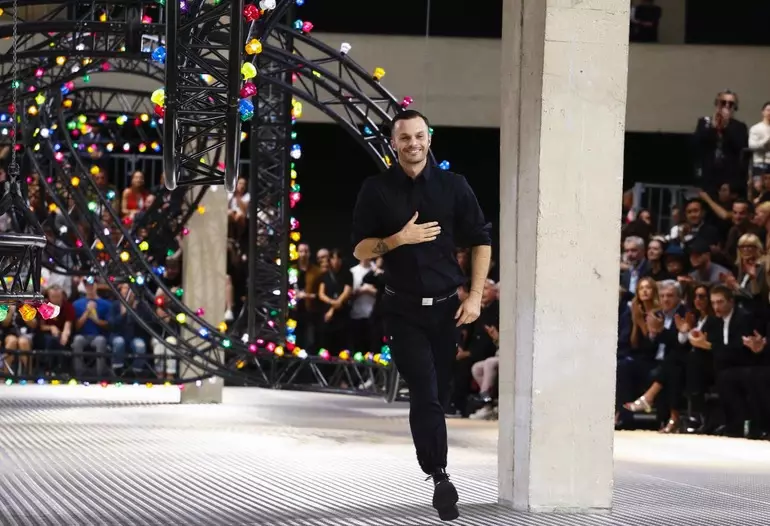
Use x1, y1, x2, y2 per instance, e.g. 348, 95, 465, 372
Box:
354, 234, 402, 260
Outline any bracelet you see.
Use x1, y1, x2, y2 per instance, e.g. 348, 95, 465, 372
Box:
470, 288, 483, 295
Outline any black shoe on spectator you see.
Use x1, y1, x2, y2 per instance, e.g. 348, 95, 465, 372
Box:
428, 469, 459, 521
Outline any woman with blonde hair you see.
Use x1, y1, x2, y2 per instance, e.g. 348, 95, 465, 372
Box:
616, 277, 660, 426
722, 233, 767, 318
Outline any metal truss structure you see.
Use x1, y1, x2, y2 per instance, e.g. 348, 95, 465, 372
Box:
0, 1, 415, 400
163, 0, 293, 190
0, 0, 165, 103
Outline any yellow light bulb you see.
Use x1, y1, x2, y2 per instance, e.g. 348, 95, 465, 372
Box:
34, 93, 45, 105
19, 304, 37, 322
48, 203, 57, 212
241, 62, 257, 80
245, 39, 262, 55
63, 99, 73, 108
95, 241, 104, 250
290, 231, 301, 242
90, 165, 99, 175
176, 313, 187, 324
99, 12, 107, 22
197, 205, 205, 214
56, 56, 66, 66
218, 322, 228, 332
70, 176, 80, 187
27, 106, 38, 115
373, 67, 386, 80
119, 251, 130, 262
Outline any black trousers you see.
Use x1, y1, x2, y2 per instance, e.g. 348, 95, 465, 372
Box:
716, 366, 755, 436
382, 291, 460, 475
686, 349, 714, 415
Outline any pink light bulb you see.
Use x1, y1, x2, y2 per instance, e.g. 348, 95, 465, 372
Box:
248, 344, 257, 353
38, 302, 61, 320
196, 307, 205, 316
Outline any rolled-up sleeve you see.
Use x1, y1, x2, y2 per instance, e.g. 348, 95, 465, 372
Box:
351, 177, 380, 250
454, 175, 492, 247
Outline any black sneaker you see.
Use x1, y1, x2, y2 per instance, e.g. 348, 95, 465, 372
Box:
428, 470, 459, 521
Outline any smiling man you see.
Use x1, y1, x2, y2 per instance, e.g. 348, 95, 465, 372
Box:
351, 110, 492, 521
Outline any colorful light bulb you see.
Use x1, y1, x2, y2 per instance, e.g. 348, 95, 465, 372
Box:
38, 302, 61, 320
245, 39, 262, 55
241, 62, 257, 80
19, 304, 37, 322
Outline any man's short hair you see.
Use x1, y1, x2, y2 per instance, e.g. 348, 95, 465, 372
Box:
624, 236, 645, 250
710, 284, 734, 301
390, 110, 430, 135
658, 279, 681, 298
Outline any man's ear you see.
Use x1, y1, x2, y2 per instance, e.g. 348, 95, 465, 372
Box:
390, 138, 396, 151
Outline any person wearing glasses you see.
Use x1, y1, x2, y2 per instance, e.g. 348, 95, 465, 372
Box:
693, 90, 749, 199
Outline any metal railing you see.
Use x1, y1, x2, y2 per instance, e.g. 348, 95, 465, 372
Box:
631, 182, 691, 234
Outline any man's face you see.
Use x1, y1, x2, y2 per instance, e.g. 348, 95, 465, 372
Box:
710, 292, 733, 318
689, 251, 708, 268
732, 203, 749, 225
391, 117, 430, 166
329, 254, 342, 271
686, 202, 703, 225
763, 104, 770, 121
298, 243, 309, 261
659, 286, 678, 312
482, 280, 496, 304
317, 249, 329, 267
717, 93, 737, 118
623, 241, 642, 264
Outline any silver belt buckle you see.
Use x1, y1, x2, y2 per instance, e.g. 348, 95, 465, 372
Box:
421, 297, 434, 306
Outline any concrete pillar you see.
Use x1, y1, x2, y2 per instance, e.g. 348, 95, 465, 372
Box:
498, 0, 629, 513
179, 186, 228, 403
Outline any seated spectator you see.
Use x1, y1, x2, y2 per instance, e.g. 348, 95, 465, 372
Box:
1, 304, 38, 375
451, 279, 499, 417
688, 285, 757, 437
72, 280, 111, 377
622, 280, 688, 432
109, 283, 150, 375
469, 323, 499, 420
684, 238, 731, 286
36, 285, 74, 374
647, 237, 673, 281
616, 277, 660, 425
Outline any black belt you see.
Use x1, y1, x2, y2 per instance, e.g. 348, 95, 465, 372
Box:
384, 286, 458, 306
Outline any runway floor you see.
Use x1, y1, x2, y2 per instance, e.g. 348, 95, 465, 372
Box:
0, 385, 768, 525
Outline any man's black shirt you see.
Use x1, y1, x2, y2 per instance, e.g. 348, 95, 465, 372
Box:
351, 163, 491, 297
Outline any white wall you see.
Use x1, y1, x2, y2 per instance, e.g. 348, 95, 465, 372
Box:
296, 32, 770, 133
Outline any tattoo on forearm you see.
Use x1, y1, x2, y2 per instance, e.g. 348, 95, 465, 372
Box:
373, 239, 390, 255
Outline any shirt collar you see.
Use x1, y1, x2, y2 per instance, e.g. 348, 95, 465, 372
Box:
723, 309, 733, 324
392, 162, 432, 183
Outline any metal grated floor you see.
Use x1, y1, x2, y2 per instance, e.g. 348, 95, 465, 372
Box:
0, 386, 768, 526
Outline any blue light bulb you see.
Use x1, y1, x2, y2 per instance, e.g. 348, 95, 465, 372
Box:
151, 47, 167, 64
439, 160, 450, 170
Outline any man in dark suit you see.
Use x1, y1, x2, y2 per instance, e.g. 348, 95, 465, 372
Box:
620, 235, 650, 301
689, 284, 758, 437
645, 280, 690, 430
